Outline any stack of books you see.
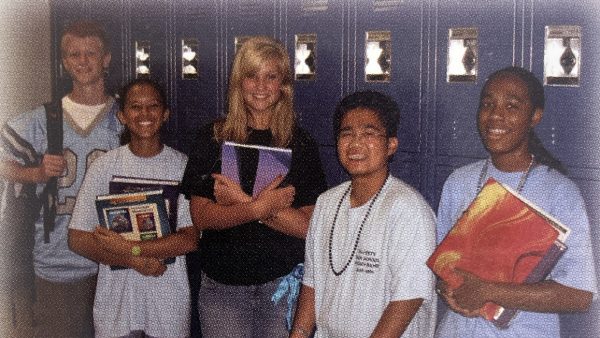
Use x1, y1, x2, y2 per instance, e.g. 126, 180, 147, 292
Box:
95, 176, 181, 269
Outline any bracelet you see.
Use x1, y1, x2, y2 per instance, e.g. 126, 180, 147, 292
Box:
131, 245, 141, 257
291, 326, 311, 338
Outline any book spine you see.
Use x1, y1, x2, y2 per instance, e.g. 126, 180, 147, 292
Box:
491, 241, 567, 328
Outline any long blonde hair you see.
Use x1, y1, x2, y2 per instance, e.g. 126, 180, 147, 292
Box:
215, 36, 295, 147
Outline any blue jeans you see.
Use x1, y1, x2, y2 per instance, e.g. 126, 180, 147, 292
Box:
198, 273, 288, 338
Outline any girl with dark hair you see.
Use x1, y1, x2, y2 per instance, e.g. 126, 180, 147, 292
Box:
435, 67, 597, 337
68, 78, 198, 338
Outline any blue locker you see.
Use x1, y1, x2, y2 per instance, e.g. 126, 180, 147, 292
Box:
354, 0, 427, 191
224, 0, 278, 72
287, 1, 346, 186
432, 0, 519, 207
174, 0, 219, 154
530, 1, 600, 336
128, 0, 175, 146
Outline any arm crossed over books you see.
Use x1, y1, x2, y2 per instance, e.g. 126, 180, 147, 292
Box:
192, 174, 310, 238
437, 268, 592, 318
69, 225, 198, 276
69, 179, 199, 276
430, 178, 593, 326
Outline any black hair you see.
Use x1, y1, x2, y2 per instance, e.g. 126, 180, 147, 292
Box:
482, 66, 567, 174
117, 78, 168, 145
333, 90, 400, 139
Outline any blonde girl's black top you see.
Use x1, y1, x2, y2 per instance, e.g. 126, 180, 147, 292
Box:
181, 123, 328, 285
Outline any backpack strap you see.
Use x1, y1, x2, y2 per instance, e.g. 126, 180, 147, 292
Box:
42, 100, 63, 243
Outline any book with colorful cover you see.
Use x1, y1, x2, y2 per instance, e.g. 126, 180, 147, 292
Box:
109, 175, 180, 233
427, 178, 570, 328
95, 189, 173, 270
221, 141, 292, 197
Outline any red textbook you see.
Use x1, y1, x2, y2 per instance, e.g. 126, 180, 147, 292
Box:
427, 178, 570, 328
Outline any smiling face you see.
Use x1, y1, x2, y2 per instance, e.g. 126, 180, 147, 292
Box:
61, 34, 111, 87
337, 107, 398, 180
118, 83, 169, 142
477, 73, 542, 163
241, 59, 283, 117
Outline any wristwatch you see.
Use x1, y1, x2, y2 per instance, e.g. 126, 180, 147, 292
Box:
131, 245, 142, 257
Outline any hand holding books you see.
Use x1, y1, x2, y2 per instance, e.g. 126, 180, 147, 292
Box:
218, 141, 296, 222
213, 173, 295, 221
93, 225, 132, 256
428, 178, 570, 327
93, 226, 167, 276
252, 175, 295, 222
437, 268, 490, 318
212, 173, 253, 205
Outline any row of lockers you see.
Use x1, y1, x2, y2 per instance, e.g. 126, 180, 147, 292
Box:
50, 2, 600, 335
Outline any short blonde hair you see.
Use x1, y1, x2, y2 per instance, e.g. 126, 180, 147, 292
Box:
60, 20, 110, 56
215, 36, 295, 147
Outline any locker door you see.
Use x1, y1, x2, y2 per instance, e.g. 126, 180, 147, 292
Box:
90, 0, 126, 97
355, 0, 427, 190
530, 1, 600, 337
128, 0, 174, 146
287, 0, 346, 186
174, 0, 219, 154
531, 0, 600, 169
224, 0, 278, 77
433, 0, 519, 208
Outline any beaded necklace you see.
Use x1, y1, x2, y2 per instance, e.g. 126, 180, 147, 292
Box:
328, 175, 388, 276
476, 155, 536, 194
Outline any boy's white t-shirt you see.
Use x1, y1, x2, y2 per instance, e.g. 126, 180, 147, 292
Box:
304, 176, 437, 338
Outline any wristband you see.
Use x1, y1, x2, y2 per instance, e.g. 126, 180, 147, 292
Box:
131, 245, 141, 257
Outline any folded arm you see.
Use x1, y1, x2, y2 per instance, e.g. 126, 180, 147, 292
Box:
68, 228, 167, 276
190, 174, 294, 231
91, 226, 198, 260
440, 269, 593, 317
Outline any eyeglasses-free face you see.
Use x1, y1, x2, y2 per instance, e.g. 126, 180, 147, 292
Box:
477, 73, 542, 168
61, 34, 110, 87
241, 59, 283, 117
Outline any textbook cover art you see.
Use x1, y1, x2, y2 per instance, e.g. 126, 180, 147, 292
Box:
96, 189, 172, 269
109, 175, 180, 233
107, 208, 133, 233
427, 178, 570, 328
221, 141, 292, 197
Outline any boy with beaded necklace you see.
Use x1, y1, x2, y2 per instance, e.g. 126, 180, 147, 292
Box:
291, 91, 437, 338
